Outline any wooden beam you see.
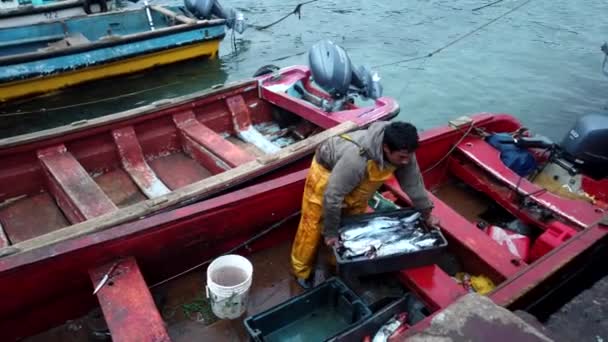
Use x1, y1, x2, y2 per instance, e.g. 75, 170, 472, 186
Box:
38, 145, 117, 223
0, 121, 357, 256
112, 127, 171, 198
173, 111, 254, 168
150, 5, 197, 25
226, 95, 280, 154
399, 265, 467, 312
180, 134, 231, 174
89, 257, 170, 342
0, 221, 9, 248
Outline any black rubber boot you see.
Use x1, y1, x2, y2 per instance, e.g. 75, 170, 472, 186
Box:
295, 276, 313, 289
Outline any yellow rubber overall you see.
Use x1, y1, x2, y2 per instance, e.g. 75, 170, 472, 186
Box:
290, 135, 396, 279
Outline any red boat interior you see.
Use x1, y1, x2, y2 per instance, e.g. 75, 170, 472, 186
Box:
21, 113, 608, 341
0, 67, 398, 251
0, 86, 301, 243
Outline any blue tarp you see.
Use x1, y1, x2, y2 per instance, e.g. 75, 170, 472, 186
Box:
486, 133, 538, 177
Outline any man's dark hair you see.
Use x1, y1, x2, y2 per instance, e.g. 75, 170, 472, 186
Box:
383, 122, 419, 152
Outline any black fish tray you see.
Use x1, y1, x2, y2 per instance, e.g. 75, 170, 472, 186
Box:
328, 294, 430, 341
332, 208, 448, 277
243, 277, 372, 342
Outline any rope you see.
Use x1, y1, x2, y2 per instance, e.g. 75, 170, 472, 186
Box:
472, 0, 506, 12
149, 210, 301, 289
252, 0, 319, 30
422, 122, 476, 174
0, 81, 182, 118
602, 42, 608, 77
374, 0, 534, 69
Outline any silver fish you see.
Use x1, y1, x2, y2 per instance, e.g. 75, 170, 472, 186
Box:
375, 239, 419, 257
344, 226, 406, 243
338, 212, 441, 259
413, 238, 437, 248
340, 218, 401, 240
372, 313, 408, 342
400, 212, 421, 224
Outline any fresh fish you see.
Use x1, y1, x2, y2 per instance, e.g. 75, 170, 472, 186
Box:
340, 217, 401, 240
344, 226, 405, 243
343, 238, 381, 254
412, 238, 438, 248
372, 313, 408, 342
375, 239, 419, 257
400, 212, 421, 224
337, 212, 442, 259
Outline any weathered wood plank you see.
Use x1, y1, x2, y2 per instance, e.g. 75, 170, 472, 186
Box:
89, 257, 170, 342
174, 111, 254, 168
38, 145, 117, 223
112, 126, 171, 198
151, 5, 197, 24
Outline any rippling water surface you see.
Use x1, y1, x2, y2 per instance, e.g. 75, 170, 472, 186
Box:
1, 0, 606, 140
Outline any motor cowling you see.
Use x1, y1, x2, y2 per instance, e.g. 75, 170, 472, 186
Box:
308, 39, 382, 100
184, 0, 245, 33
561, 113, 608, 178
308, 40, 353, 99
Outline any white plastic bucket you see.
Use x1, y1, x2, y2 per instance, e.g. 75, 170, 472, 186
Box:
206, 254, 253, 319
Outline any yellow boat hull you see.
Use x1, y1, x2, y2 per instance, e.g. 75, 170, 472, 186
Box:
0, 39, 220, 103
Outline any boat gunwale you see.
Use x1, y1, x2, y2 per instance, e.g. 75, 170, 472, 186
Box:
0, 168, 309, 272
0, 14, 225, 67
0, 78, 257, 149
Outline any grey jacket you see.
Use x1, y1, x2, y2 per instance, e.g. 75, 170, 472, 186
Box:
315, 121, 433, 237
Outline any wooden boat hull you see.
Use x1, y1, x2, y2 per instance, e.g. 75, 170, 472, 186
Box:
0, 7, 225, 102
1, 113, 606, 340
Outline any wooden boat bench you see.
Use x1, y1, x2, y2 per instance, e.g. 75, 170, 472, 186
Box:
226, 95, 281, 154
37, 144, 117, 223
150, 5, 197, 25
173, 111, 255, 171
89, 257, 170, 342
112, 127, 172, 198
399, 265, 468, 312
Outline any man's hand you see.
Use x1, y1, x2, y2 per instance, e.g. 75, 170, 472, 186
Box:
425, 215, 440, 228
324, 236, 339, 247
421, 208, 440, 230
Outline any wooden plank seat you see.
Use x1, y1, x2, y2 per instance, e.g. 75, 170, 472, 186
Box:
89, 257, 170, 342
173, 111, 255, 171
112, 126, 171, 198
226, 95, 281, 154
37, 145, 117, 223
399, 265, 468, 312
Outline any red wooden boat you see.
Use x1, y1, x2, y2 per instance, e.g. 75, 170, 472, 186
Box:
0, 64, 398, 257
3, 111, 607, 341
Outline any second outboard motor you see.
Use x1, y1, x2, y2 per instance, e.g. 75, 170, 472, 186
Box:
307, 39, 382, 111
184, 0, 245, 34
561, 113, 608, 179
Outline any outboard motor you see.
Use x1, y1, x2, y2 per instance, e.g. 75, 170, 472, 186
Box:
560, 113, 608, 179
306, 39, 382, 112
184, 0, 245, 34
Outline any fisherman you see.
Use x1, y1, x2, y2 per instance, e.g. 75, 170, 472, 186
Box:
291, 121, 437, 288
